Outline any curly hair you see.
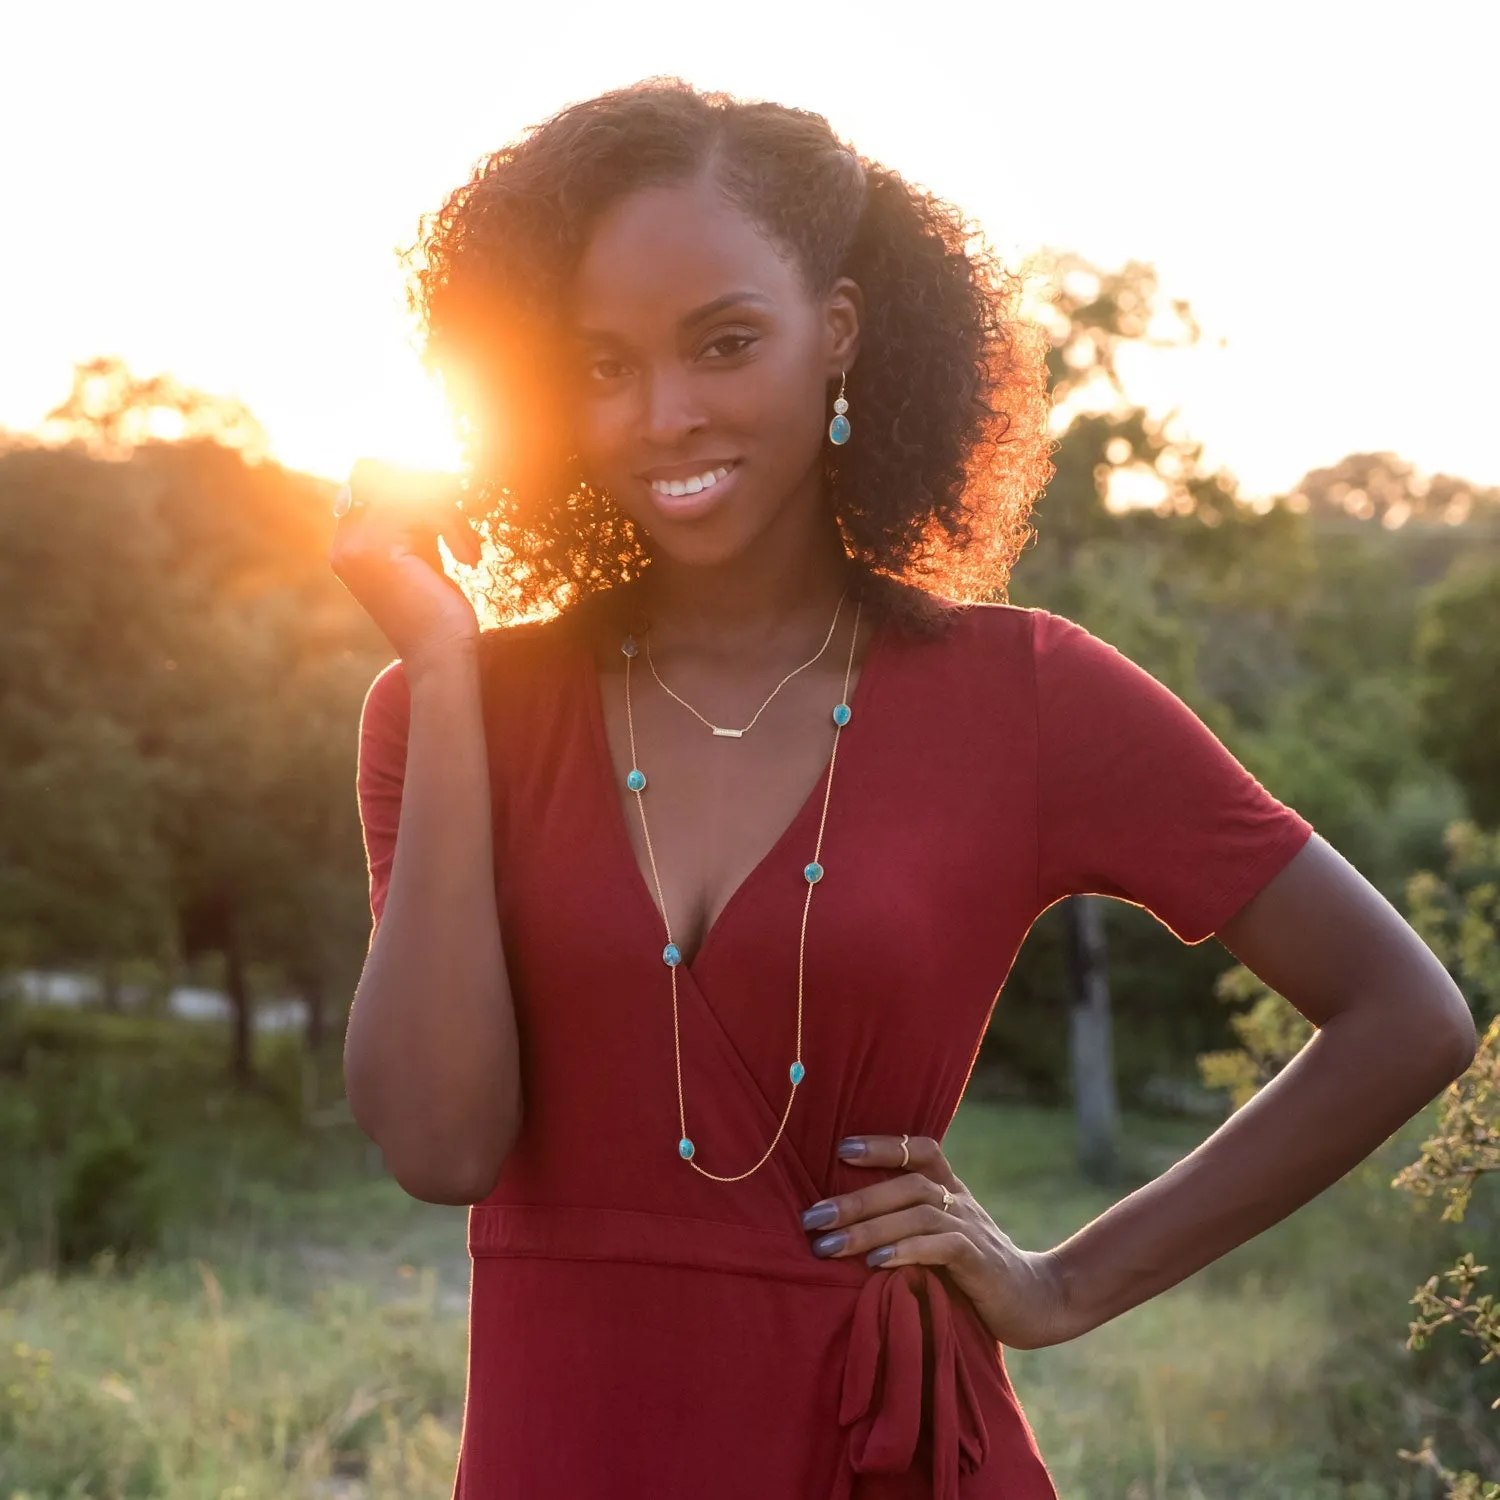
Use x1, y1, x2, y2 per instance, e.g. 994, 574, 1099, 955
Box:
407, 76, 1055, 633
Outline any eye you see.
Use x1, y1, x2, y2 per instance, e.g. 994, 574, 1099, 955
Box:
587, 356, 629, 381
703, 332, 756, 359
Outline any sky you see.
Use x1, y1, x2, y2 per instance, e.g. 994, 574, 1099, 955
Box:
2, 0, 1496, 503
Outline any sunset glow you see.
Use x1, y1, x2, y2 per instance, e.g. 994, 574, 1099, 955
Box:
2, 2, 1496, 498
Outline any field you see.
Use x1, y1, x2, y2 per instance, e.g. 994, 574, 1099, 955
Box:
1, 1042, 1474, 1500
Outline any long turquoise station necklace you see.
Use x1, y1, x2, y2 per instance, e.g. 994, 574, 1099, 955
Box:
620, 589, 864, 1182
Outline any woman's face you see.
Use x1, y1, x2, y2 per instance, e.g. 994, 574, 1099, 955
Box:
564, 172, 860, 570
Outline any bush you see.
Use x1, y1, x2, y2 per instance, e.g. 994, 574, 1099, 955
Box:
56, 1113, 166, 1270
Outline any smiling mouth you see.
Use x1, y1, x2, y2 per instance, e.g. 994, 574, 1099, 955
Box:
644, 460, 739, 498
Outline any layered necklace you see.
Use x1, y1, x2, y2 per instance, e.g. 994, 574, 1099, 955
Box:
620, 586, 864, 1182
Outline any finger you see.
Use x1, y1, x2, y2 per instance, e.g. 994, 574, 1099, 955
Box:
340, 463, 480, 568
838, 1134, 962, 1190
801, 1169, 952, 1235
808, 1199, 960, 1261
409, 529, 473, 602
865, 1229, 979, 1272
436, 501, 484, 568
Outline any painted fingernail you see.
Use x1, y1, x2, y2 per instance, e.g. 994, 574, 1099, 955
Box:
801, 1201, 838, 1231
837, 1138, 866, 1160
867, 1245, 896, 1267
812, 1231, 848, 1257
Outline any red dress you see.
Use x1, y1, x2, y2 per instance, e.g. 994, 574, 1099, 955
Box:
355, 598, 1314, 1499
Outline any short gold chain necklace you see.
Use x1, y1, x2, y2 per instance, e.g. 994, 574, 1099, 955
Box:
644, 587, 851, 737
620, 594, 864, 1182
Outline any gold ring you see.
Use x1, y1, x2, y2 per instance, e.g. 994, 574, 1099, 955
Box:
899, 1134, 909, 1168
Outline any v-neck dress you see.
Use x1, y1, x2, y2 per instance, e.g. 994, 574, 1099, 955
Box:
354, 597, 1315, 1499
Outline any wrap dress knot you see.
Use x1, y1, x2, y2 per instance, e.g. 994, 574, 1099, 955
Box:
470, 1200, 996, 1497
834, 1263, 989, 1500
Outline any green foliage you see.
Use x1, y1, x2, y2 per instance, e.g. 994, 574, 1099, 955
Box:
0, 401, 393, 1075
2, 1091, 1481, 1499
1407, 822, 1500, 1028
0, 1252, 466, 1500
1195, 962, 1315, 1110
0, 1006, 372, 1281
1197, 823, 1500, 1495
1416, 558, 1500, 827
55, 1114, 165, 1270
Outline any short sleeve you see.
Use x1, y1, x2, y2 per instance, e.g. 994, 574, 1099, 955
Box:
356, 659, 411, 934
1032, 610, 1313, 945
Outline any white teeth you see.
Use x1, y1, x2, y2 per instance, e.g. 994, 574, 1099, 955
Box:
650, 463, 732, 497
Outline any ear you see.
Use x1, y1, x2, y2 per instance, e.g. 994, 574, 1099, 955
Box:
824, 277, 863, 377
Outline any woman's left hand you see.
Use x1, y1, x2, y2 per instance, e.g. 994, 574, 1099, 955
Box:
800, 1133, 1074, 1351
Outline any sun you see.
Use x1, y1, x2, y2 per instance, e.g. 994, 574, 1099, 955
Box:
265, 345, 466, 484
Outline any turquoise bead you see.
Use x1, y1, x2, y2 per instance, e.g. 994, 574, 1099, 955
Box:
679, 1137, 695, 1159
804, 862, 824, 883
626, 768, 647, 792
829, 413, 851, 445
790, 1060, 805, 1084
663, 943, 682, 967
832, 703, 852, 727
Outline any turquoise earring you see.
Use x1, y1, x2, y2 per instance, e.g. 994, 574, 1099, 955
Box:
828, 370, 851, 445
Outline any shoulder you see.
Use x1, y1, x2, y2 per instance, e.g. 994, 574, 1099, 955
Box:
878, 588, 1055, 665
948, 602, 1140, 686
361, 655, 410, 737
891, 598, 1165, 721
358, 604, 596, 757
360, 609, 588, 713
473, 585, 632, 684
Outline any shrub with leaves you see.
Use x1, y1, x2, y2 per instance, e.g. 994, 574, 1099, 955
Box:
1198, 819, 1499, 1494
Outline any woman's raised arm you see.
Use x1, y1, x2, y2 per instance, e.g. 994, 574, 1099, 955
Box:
334, 460, 522, 1204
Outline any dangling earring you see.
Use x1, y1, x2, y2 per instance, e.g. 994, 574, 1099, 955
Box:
827, 370, 851, 446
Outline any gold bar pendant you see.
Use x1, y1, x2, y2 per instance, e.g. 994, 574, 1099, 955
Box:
712, 727, 745, 738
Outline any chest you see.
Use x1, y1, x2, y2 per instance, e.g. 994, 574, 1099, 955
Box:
486, 615, 1044, 1184
591, 631, 874, 969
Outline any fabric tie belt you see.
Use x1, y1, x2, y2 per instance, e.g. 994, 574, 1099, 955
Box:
469, 1201, 993, 1499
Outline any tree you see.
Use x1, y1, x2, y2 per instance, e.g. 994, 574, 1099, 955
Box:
0, 445, 177, 973
1010, 249, 1262, 1178
2, 360, 391, 1079
1416, 558, 1500, 828
1199, 821, 1500, 1494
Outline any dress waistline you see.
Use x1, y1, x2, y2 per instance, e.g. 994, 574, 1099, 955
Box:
468, 1202, 993, 1499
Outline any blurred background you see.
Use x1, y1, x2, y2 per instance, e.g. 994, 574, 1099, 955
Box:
1, 2, 1497, 1495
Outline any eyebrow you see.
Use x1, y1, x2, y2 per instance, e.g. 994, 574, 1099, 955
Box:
572, 290, 773, 342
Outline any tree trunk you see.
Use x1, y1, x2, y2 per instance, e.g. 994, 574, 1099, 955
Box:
224, 937, 254, 1085
303, 969, 326, 1055
1065, 894, 1120, 1182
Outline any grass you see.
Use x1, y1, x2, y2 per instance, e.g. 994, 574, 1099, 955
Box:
939, 1103, 1469, 1498
0, 1089, 1486, 1500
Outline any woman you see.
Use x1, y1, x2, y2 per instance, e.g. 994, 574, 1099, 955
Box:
332, 78, 1476, 1499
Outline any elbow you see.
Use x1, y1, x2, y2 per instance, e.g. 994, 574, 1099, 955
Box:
1424, 973, 1480, 1083
355, 1107, 523, 1207
382, 1135, 517, 1206
390, 1164, 494, 1207
1439, 1005, 1479, 1082
1398, 988, 1479, 1088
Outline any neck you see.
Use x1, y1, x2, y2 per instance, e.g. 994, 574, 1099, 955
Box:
634, 500, 859, 655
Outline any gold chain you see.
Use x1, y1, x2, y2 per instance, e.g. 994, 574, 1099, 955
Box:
623, 598, 864, 1181
645, 587, 850, 738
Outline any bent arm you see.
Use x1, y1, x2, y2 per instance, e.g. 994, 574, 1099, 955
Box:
1044, 834, 1477, 1342
343, 646, 521, 1204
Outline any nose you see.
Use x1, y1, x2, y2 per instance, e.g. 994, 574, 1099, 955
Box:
642, 362, 707, 448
